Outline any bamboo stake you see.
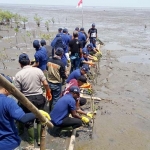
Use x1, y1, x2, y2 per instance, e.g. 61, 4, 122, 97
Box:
68, 129, 76, 150
40, 125, 46, 150
0, 74, 53, 129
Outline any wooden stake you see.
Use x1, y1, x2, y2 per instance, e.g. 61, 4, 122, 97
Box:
40, 125, 46, 150
68, 129, 76, 150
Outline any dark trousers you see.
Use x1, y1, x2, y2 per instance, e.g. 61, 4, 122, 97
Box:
19, 94, 46, 128
48, 82, 62, 111
59, 117, 82, 129
70, 57, 81, 73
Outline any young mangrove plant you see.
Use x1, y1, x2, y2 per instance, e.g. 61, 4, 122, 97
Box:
21, 16, 28, 29
34, 14, 42, 27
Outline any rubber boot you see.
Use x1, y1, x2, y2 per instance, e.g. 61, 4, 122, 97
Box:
17, 122, 24, 136
37, 123, 41, 146
27, 127, 34, 145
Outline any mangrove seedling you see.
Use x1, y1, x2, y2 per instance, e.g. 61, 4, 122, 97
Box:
34, 14, 42, 27
21, 16, 28, 29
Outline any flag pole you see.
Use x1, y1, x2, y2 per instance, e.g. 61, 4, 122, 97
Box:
82, 1, 83, 27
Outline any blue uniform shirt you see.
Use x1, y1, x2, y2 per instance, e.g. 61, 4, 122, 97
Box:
78, 32, 86, 42
61, 34, 70, 53
0, 94, 25, 149
34, 47, 48, 71
50, 94, 76, 125
66, 69, 81, 83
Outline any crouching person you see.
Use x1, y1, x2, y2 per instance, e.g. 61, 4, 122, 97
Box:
50, 86, 91, 129
0, 74, 50, 150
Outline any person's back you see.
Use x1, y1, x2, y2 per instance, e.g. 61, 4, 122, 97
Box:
47, 57, 66, 83
50, 94, 76, 125
15, 66, 44, 96
0, 95, 25, 149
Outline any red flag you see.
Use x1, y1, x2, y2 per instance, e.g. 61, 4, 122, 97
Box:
77, 0, 82, 8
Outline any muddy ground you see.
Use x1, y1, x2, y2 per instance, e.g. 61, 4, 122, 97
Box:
0, 4, 150, 150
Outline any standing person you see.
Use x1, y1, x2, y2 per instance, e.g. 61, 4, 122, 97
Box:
50, 86, 90, 129
88, 23, 97, 48
47, 48, 67, 111
69, 30, 82, 72
32, 40, 48, 74
66, 65, 89, 83
14, 53, 52, 146
78, 28, 87, 48
0, 73, 50, 149
40, 39, 52, 59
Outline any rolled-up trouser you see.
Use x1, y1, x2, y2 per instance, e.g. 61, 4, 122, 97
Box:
19, 94, 46, 128
48, 82, 62, 111
58, 117, 82, 129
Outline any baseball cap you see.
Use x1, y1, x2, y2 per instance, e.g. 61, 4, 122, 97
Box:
33, 40, 40, 49
75, 27, 79, 31
82, 50, 88, 55
80, 27, 84, 31
19, 53, 30, 62
69, 86, 80, 94
55, 47, 64, 56
0, 73, 12, 83
58, 28, 62, 32
81, 65, 89, 73
63, 28, 68, 33
77, 75, 87, 83
87, 44, 93, 49
92, 23, 95, 27
40, 39, 46, 46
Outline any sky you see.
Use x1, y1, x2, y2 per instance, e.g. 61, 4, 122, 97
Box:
0, 0, 150, 8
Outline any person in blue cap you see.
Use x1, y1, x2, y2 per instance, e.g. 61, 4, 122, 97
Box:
78, 27, 87, 48
50, 86, 90, 129
0, 73, 50, 149
32, 40, 48, 72
82, 44, 97, 61
80, 50, 95, 68
47, 47, 67, 111
66, 65, 89, 83
88, 23, 97, 48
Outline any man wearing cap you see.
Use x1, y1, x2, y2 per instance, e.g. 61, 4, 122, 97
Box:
32, 40, 48, 73
50, 86, 91, 129
0, 73, 50, 149
47, 47, 67, 111
80, 50, 95, 67
40, 39, 52, 59
69, 30, 82, 72
14, 53, 51, 145
88, 23, 97, 48
82, 44, 97, 61
78, 28, 87, 48
66, 65, 89, 83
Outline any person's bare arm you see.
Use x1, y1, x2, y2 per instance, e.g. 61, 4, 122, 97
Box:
32, 62, 39, 67
71, 110, 81, 119
42, 80, 50, 91
76, 100, 87, 115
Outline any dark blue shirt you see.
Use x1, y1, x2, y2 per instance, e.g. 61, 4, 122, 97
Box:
50, 94, 76, 125
61, 34, 70, 53
78, 32, 86, 42
66, 69, 81, 83
34, 47, 48, 71
0, 94, 25, 149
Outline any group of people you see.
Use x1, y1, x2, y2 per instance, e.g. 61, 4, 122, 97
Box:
0, 23, 99, 149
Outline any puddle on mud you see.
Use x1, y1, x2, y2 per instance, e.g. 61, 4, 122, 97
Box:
118, 53, 150, 64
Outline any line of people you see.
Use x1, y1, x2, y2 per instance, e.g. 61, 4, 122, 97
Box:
0, 23, 100, 149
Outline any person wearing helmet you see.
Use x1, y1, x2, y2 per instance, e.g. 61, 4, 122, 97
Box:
88, 23, 97, 48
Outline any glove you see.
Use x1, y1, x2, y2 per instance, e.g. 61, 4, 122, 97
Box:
87, 112, 94, 119
80, 83, 92, 89
81, 116, 90, 124
39, 110, 51, 121
46, 89, 52, 101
